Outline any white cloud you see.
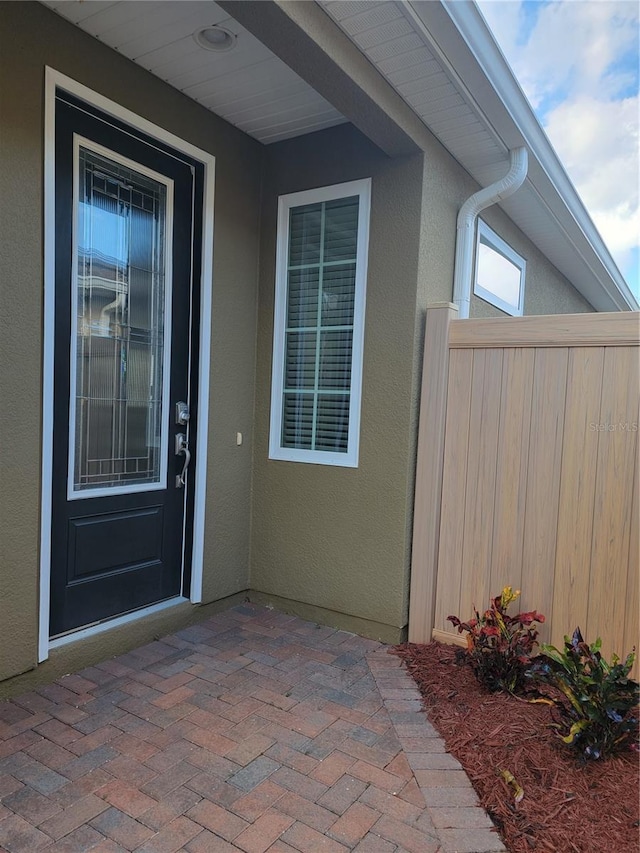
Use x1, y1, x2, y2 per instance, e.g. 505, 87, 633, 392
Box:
477, 0, 640, 294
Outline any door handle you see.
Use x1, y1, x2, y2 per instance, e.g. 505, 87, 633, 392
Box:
175, 432, 191, 488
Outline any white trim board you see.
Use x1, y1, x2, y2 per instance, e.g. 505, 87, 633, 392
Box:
39, 68, 215, 662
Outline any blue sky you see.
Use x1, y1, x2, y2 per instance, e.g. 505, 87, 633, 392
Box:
477, 0, 640, 299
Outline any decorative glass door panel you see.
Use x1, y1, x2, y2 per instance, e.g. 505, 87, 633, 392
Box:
50, 93, 201, 637
70, 141, 173, 497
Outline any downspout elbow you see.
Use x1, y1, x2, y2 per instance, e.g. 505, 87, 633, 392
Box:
453, 147, 528, 318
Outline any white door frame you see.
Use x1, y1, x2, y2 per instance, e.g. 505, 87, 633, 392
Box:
39, 67, 215, 662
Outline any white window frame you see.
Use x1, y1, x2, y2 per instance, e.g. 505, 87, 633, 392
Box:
269, 179, 371, 468
474, 219, 526, 316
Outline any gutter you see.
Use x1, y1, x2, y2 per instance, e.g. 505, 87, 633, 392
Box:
453, 147, 528, 318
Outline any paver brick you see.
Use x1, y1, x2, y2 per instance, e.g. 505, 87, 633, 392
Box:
233, 808, 294, 853
264, 742, 318, 774
138, 785, 202, 830
274, 790, 338, 832
358, 785, 422, 823
186, 798, 249, 840
141, 760, 199, 799
184, 727, 236, 755
23, 738, 76, 770
419, 785, 480, 808
281, 820, 350, 853
328, 802, 380, 847
317, 774, 368, 815
413, 768, 473, 788
229, 779, 286, 822
0, 772, 24, 798
223, 733, 275, 766
2, 784, 62, 824
38, 793, 110, 840
438, 827, 506, 852
228, 756, 279, 792
90, 806, 156, 850
40, 824, 105, 853
309, 751, 355, 785
184, 828, 238, 851
407, 752, 462, 770
429, 806, 495, 829
397, 778, 425, 808
348, 759, 405, 793
49, 768, 114, 808
352, 831, 397, 852
399, 737, 446, 753
373, 813, 441, 853
102, 754, 157, 787
60, 745, 120, 780
271, 766, 328, 802
0, 812, 51, 852
96, 780, 157, 817
0, 753, 68, 795
134, 815, 202, 853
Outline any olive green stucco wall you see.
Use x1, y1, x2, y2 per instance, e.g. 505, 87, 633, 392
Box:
250, 121, 593, 640
0, 2, 262, 682
250, 126, 428, 638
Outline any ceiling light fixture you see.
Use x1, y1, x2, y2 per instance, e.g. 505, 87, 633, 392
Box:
193, 25, 237, 52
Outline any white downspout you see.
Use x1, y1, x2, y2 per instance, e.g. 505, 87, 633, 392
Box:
453, 147, 528, 318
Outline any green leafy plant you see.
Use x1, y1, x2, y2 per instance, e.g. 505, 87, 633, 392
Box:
447, 587, 545, 694
531, 628, 639, 761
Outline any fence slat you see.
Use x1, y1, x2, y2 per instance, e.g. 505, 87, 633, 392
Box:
460, 349, 503, 621
551, 348, 605, 648
624, 439, 639, 678
490, 348, 535, 601
521, 348, 569, 642
408, 304, 457, 643
433, 348, 473, 635
587, 347, 639, 661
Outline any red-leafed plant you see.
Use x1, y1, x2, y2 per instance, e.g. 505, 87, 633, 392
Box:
448, 587, 545, 694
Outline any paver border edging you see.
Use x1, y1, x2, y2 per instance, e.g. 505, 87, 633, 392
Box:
366, 648, 507, 853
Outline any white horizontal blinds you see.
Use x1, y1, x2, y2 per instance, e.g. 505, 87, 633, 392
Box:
283, 196, 359, 452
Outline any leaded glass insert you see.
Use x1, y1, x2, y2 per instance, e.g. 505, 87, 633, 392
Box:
73, 147, 168, 491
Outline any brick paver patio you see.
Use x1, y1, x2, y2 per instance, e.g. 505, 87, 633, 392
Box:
0, 604, 505, 853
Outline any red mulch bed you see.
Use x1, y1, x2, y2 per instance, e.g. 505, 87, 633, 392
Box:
395, 642, 639, 853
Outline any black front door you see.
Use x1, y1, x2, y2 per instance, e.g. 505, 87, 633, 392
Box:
50, 93, 202, 637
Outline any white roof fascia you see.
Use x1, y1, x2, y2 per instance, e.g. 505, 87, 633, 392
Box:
408, 0, 638, 311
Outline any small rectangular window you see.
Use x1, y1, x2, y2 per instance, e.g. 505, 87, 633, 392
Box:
269, 179, 371, 467
474, 220, 526, 316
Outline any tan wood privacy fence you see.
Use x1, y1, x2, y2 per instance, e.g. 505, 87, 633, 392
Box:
409, 304, 640, 674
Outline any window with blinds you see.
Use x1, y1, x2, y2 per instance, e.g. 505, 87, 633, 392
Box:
269, 180, 371, 467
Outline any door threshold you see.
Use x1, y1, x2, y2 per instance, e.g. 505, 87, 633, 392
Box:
49, 596, 189, 651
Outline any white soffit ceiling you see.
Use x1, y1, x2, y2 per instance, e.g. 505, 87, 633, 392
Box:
321, 0, 507, 178
43, 0, 346, 144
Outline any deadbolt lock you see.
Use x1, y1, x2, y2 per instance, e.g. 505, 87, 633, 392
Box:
175, 401, 190, 425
